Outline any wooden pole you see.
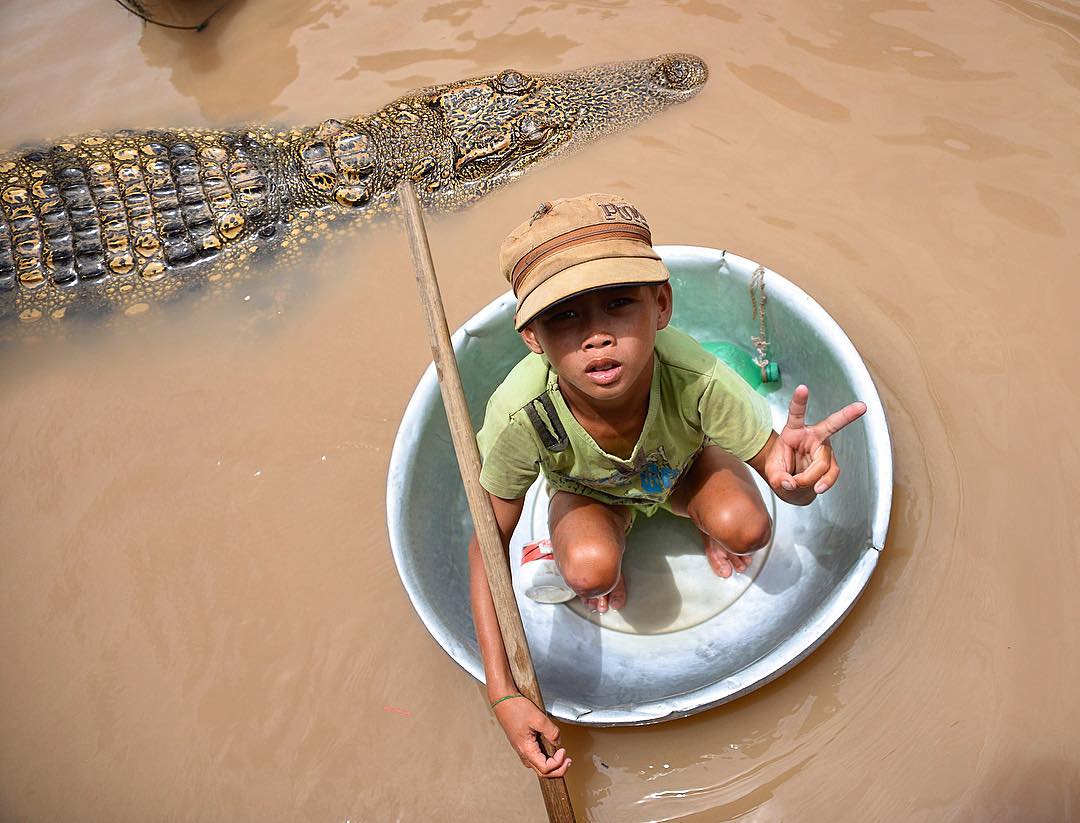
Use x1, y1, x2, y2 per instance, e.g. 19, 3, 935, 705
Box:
396, 181, 577, 823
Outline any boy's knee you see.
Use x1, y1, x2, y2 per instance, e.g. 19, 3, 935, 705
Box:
556, 542, 621, 597
703, 504, 772, 555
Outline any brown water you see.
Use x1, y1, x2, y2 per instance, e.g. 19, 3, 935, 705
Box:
2, 1, 1078, 820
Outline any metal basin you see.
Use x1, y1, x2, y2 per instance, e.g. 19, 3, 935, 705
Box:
387, 246, 891, 726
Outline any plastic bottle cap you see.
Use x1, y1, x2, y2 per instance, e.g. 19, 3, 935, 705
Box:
525, 584, 577, 604
763, 362, 781, 383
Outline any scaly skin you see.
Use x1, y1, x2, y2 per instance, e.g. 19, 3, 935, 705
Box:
0, 54, 707, 335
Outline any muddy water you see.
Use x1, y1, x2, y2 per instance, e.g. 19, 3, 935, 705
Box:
1, 0, 1078, 820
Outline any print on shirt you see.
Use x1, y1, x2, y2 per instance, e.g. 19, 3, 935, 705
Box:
575, 446, 682, 503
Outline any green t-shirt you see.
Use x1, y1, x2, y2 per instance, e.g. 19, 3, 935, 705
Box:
476, 326, 773, 513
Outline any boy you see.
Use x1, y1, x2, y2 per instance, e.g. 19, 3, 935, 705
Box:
469, 193, 866, 779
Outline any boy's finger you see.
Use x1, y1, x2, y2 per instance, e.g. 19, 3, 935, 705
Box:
791, 445, 831, 489
539, 716, 562, 748
783, 384, 810, 431
813, 401, 867, 437
540, 756, 574, 777
532, 755, 572, 779
772, 469, 797, 492
814, 460, 841, 494
543, 758, 572, 779
532, 747, 567, 776
521, 737, 557, 770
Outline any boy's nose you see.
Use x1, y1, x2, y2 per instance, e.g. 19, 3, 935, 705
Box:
583, 332, 615, 350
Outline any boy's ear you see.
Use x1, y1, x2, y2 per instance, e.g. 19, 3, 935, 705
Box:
520, 326, 544, 354
655, 282, 674, 330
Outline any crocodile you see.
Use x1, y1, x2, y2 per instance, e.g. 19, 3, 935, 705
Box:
0, 53, 707, 334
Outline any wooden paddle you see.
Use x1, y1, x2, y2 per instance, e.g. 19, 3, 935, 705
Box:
397, 180, 577, 823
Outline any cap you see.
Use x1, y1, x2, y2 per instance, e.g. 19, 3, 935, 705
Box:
500, 193, 670, 330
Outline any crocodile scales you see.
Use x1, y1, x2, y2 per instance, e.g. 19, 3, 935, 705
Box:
0, 54, 707, 334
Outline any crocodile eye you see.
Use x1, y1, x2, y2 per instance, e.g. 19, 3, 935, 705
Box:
524, 129, 548, 146
495, 69, 529, 93
518, 117, 550, 146
661, 62, 690, 88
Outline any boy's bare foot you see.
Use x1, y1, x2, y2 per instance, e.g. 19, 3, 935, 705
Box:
580, 574, 627, 614
701, 532, 752, 578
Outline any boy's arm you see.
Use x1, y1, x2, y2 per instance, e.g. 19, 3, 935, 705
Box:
468, 492, 571, 779
469, 493, 526, 701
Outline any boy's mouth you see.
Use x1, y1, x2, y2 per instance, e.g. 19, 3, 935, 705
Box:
584, 358, 623, 386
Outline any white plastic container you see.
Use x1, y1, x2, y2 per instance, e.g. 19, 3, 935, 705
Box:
518, 538, 576, 604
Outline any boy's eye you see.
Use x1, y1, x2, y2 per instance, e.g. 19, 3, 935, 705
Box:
607, 297, 634, 309
548, 309, 576, 322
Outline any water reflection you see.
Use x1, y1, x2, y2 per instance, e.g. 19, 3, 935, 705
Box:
567, 628, 850, 820
993, 0, 1080, 45
338, 27, 580, 82
138, 0, 346, 120
780, 0, 1013, 81
663, 0, 741, 24
726, 63, 850, 122
877, 115, 1051, 160
422, 0, 486, 27
976, 183, 1065, 236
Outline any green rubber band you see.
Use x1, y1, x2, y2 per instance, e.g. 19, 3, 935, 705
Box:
490, 693, 524, 710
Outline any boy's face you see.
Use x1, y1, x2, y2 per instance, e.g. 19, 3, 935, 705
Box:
520, 282, 673, 404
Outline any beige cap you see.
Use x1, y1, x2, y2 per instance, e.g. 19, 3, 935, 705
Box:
500, 193, 670, 330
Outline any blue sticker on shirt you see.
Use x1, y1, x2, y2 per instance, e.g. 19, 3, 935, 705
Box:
640, 462, 680, 494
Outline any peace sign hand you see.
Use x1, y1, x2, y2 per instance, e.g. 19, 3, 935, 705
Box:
763, 385, 867, 504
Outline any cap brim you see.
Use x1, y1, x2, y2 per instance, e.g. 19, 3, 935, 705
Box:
514, 256, 670, 330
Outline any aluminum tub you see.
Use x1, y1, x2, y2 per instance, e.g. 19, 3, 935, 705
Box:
386, 245, 891, 726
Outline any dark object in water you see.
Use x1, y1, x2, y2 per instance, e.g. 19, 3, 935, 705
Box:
110, 0, 232, 32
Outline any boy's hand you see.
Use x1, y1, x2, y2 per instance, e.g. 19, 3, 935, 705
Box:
760, 385, 866, 504
493, 695, 572, 778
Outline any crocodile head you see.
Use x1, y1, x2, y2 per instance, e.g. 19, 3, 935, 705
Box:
383, 53, 709, 209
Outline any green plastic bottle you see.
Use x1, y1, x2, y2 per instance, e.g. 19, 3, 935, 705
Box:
701, 340, 781, 395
